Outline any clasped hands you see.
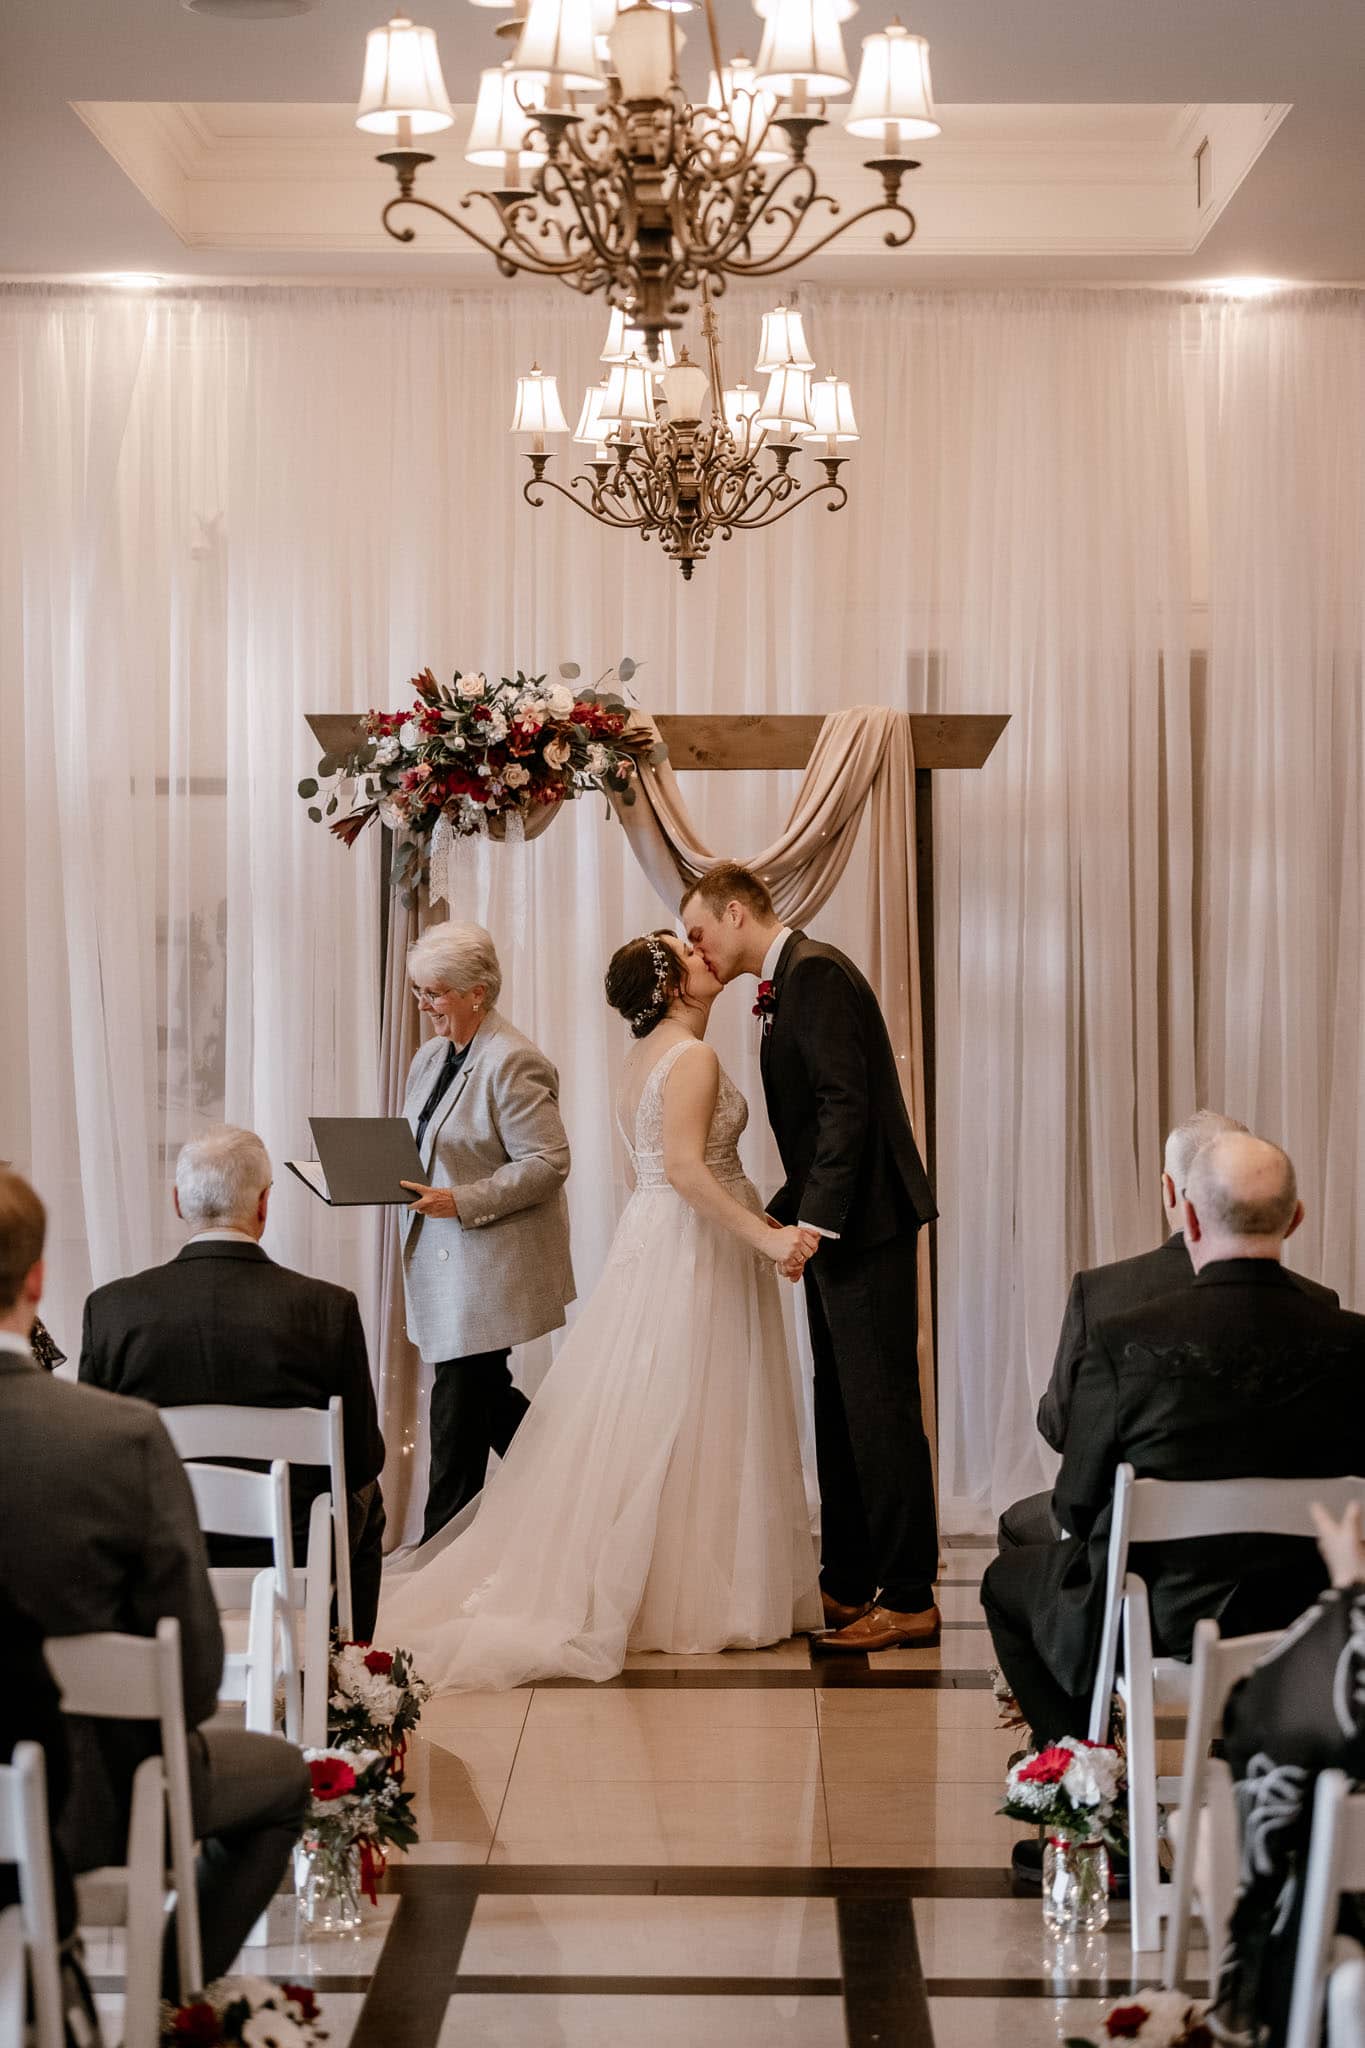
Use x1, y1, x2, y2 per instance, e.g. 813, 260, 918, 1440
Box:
401, 1180, 459, 1219
766, 1214, 821, 1282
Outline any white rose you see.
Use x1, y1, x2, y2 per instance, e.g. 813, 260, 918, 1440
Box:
457, 671, 488, 699
543, 737, 572, 770
503, 763, 531, 788
233, 1977, 285, 2010
586, 743, 609, 775
546, 683, 577, 718
242, 2012, 307, 2048
398, 719, 422, 751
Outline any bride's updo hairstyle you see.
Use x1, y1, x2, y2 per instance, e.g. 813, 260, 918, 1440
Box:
605, 931, 686, 1039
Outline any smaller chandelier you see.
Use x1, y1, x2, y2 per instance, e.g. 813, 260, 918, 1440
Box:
510, 289, 858, 577
356, 0, 939, 359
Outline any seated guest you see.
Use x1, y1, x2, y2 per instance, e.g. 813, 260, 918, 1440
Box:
981, 1132, 1365, 1750
0, 1166, 309, 1988
999, 1108, 1337, 1550
79, 1126, 386, 1639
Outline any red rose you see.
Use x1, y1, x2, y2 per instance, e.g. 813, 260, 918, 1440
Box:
1017, 1745, 1073, 1786
282, 1985, 320, 2022
1105, 2007, 1151, 2039
363, 1650, 394, 1675
168, 2002, 223, 2045
309, 1756, 358, 1800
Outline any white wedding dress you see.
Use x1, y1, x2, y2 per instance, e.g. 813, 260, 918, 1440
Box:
379, 1036, 821, 1690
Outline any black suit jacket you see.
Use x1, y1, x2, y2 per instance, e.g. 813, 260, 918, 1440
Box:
79, 1240, 385, 1567
1040, 1260, 1365, 1696
1036, 1233, 1339, 1451
758, 932, 936, 1244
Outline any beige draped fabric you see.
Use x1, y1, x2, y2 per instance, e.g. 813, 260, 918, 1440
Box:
614, 705, 936, 1480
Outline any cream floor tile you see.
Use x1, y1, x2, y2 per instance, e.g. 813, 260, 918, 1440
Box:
873, 1630, 997, 1671
510, 1722, 822, 1785
928, 1995, 1110, 2046
624, 1638, 813, 1670
914, 1899, 1182, 1983
819, 1720, 1019, 1785
938, 1583, 988, 1622
232, 1892, 399, 1977
438, 1992, 847, 2047
816, 1685, 1005, 1728
405, 1734, 514, 1850
524, 1686, 817, 1730
491, 1776, 832, 1866
825, 1780, 1019, 1867
420, 1690, 535, 1733
458, 1894, 841, 1977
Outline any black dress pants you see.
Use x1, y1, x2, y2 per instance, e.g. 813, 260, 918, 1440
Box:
423, 1347, 529, 1543
979, 1542, 1091, 1746
804, 1231, 938, 1614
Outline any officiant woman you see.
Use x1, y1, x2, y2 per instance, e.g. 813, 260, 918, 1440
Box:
398, 920, 575, 1542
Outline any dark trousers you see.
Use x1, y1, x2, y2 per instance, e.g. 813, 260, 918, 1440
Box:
167, 1724, 311, 1992
347, 1481, 386, 1641
423, 1347, 529, 1543
997, 1488, 1061, 1552
804, 1232, 938, 1614
979, 1542, 1091, 1746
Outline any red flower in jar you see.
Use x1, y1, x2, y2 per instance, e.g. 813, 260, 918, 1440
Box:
167, 2002, 222, 2045
363, 1649, 395, 1676
282, 1985, 320, 2021
1016, 1745, 1073, 1785
308, 1756, 358, 1800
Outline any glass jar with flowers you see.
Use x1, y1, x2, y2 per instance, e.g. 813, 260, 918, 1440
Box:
1000, 1735, 1126, 1934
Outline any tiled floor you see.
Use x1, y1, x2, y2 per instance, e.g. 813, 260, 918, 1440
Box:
88, 1541, 1204, 2045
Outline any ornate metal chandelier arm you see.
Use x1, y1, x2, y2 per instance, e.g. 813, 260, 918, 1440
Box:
380, 189, 593, 278
521, 468, 652, 531
529, 165, 620, 275
719, 197, 918, 275
730, 476, 849, 529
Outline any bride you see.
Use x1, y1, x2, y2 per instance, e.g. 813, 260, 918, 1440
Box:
378, 929, 822, 1689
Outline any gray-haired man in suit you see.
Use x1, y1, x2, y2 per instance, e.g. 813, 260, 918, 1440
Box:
0, 1167, 310, 1990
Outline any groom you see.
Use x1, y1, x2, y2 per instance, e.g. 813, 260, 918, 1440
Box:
681, 862, 941, 1651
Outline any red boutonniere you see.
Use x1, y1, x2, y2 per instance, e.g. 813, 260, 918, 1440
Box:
753, 979, 777, 1030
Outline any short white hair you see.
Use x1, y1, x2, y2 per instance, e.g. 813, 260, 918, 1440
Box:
407, 921, 502, 1007
1164, 1109, 1247, 1194
175, 1126, 272, 1228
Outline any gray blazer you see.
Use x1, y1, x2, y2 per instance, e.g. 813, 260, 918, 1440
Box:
401, 1007, 575, 1360
0, 1349, 224, 1871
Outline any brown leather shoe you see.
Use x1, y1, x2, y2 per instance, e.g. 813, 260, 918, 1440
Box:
813, 1602, 942, 1653
821, 1590, 876, 1629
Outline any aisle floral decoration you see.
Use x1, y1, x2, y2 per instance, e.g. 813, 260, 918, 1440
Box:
297, 1746, 419, 1927
1063, 1989, 1212, 2045
1002, 1736, 1128, 1933
299, 661, 664, 900
328, 1639, 432, 1777
163, 1976, 326, 2046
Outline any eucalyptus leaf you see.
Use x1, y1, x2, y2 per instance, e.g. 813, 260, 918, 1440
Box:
617, 657, 637, 681
559, 661, 581, 679
297, 778, 319, 799
318, 753, 338, 776
325, 796, 338, 816
307, 806, 322, 823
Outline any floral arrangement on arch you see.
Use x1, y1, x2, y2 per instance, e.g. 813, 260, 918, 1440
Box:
162, 1975, 326, 2047
328, 1640, 432, 1770
299, 660, 664, 897
1063, 1990, 1212, 2045
1000, 1736, 1127, 1848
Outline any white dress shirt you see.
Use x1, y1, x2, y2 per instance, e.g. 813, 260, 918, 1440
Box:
186, 1226, 261, 1245
759, 925, 839, 1242
0, 1330, 34, 1360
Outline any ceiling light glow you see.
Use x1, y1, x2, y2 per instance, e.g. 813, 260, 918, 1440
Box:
1205, 277, 1289, 297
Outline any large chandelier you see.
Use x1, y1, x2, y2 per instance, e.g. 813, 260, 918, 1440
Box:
356, 0, 939, 357
508, 289, 857, 576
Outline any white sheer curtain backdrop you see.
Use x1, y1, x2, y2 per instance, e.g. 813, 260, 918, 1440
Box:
1, 282, 1362, 1524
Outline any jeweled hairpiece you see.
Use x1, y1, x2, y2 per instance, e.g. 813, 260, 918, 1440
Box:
628, 935, 673, 1029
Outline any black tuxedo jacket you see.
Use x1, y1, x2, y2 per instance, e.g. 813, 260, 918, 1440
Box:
759, 931, 936, 1244
79, 1240, 384, 1564
1041, 1259, 1365, 1696
1036, 1233, 1339, 1451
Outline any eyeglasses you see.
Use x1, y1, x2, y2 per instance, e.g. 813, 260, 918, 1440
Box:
411, 986, 449, 1007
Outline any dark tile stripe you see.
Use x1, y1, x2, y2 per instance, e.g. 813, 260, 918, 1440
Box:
925, 1976, 1179, 1999
387, 1864, 1017, 1899
451, 1974, 844, 1996
534, 1666, 992, 1689
349, 1886, 475, 2048
839, 1897, 934, 2046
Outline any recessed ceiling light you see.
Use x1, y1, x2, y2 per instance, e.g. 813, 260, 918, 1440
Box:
1204, 277, 1288, 297
98, 272, 165, 289
182, 0, 319, 15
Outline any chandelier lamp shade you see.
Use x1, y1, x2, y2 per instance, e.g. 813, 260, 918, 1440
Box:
357, 0, 937, 357
510, 290, 855, 577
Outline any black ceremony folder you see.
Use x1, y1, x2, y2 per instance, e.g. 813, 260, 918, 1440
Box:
286, 1117, 425, 1206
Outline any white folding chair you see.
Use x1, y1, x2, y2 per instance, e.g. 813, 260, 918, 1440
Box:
1162, 1616, 1282, 1987
1086, 1466, 1365, 1954
0, 1744, 63, 2048
160, 1399, 352, 1638
45, 1619, 201, 2046
1286, 1770, 1365, 2048
184, 1459, 302, 1741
